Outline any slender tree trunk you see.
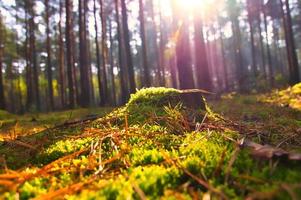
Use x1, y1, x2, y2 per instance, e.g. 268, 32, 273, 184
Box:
28, 0, 40, 110
109, 19, 117, 106
280, 0, 300, 85
65, 0, 75, 108
176, 18, 195, 89
0, 13, 5, 110
121, 0, 136, 93
79, 0, 91, 107
248, 19, 257, 78
231, 18, 245, 92
193, 9, 212, 91
93, 0, 102, 105
169, 0, 179, 89
24, 9, 33, 110
99, 0, 108, 105
45, 0, 54, 110
114, 0, 128, 104
138, 0, 150, 87
257, 14, 267, 80
150, 0, 163, 85
159, 7, 166, 86
263, 9, 274, 87
218, 21, 229, 91
58, 0, 65, 107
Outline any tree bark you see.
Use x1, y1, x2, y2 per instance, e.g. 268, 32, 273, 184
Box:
280, 0, 300, 85
114, 0, 128, 104
65, 0, 75, 108
58, 0, 66, 107
0, 13, 5, 110
28, 0, 40, 111
45, 0, 54, 110
79, 0, 91, 107
120, 0, 136, 94
109, 19, 117, 106
93, 0, 102, 105
263, 8, 274, 87
99, 0, 108, 106
176, 19, 195, 89
138, 0, 150, 87
193, 9, 212, 91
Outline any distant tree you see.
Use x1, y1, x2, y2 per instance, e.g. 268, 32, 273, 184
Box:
138, 0, 150, 87
58, 0, 66, 107
120, 0, 136, 94
108, 19, 117, 106
227, 0, 245, 92
114, 0, 128, 104
247, 0, 258, 78
280, 0, 300, 85
174, 4, 195, 89
65, 0, 76, 108
263, 2, 274, 86
79, 0, 91, 107
45, 0, 54, 110
0, 12, 5, 109
193, 7, 212, 91
93, 0, 102, 105
28, 0, 40, 110
99, 0, 108, 106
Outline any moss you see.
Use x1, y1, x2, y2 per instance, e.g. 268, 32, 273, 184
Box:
34, 137, 93, 165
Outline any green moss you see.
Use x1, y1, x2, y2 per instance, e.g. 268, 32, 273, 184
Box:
35, 137, 93, 165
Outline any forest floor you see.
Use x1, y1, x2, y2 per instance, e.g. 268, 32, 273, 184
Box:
0, 85, 300, 200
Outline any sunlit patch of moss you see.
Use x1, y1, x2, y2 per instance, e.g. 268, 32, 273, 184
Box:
261, 83, 301, 111
129, 148, 164, 166
19, 177, 49, 199
35, 137, 93, 165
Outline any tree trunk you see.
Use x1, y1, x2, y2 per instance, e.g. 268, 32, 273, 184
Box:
99, 0, 108, 106
109, 19, 117, 106
120, 0, 136, 94
193, 9, 212, 91
24, 8, 33, 110
257, 14, 267, 80
248, 19, 257, 78
231, 18, 245, 92
169, 0, 179, 89
138, 0, 150, 87
0, 13, 5, 110
65, 0, 75, 108
280, 0, 300, 85
176, 19, 195, 89
218, 20, 229, 91
28, 0, 40, 111
58, 0, 66, 107
45, 0, 54, 110
159, 7, 166, 86
114, 0, 128, 104
93, 0, 102, 105
149, 0, 163, 85
263, 9, 274, 87
79, 0, 91, 107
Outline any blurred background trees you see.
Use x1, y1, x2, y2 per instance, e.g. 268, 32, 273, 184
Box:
0, 0, 300, 113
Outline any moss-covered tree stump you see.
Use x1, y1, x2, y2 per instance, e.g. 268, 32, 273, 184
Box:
119, 88, 210, 133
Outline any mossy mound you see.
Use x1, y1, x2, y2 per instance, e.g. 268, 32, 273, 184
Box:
0, 110, 15, 120
263, 83, 301, 110
119, 88, 208, 131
